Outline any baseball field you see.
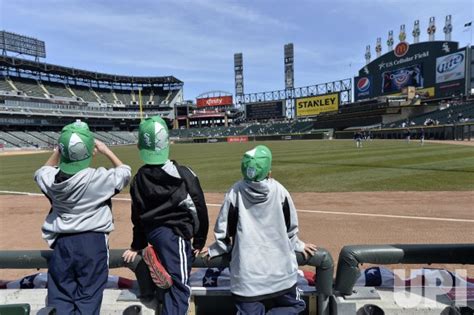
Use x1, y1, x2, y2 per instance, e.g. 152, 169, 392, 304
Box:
0, 139, 473, 279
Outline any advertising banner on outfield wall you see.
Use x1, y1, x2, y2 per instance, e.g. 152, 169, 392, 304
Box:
227, 136, 248, 143
196, 96, 233, 108
296, 93, 339, 117
436, 50, 465, 83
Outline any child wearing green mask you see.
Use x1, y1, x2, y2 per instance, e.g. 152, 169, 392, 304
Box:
35, 121, 131, 314
206, 145, 317, 315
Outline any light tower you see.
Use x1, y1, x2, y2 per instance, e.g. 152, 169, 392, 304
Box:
284, 43, 294, 118
443, 15, 452, 41
399, 24, 406, 42
365, 45, 371, 65
234, 53, 244, 106
387, 30, 394, 51
375, 38, 382, 58
412, 20, 420, 43
428, 16, 436, 41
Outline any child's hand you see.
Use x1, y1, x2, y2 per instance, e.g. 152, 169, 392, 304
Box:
122, 249, 139, 263
196, 247, 208, 256
197, 247, 212, 263
95, 140, 110, 154
302, 243, 317, 260
95, 139, 124, 167
193, 247, 208, 258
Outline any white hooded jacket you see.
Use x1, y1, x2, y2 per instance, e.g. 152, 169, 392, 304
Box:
208, 178, 305, 298
34, 165, 131, 247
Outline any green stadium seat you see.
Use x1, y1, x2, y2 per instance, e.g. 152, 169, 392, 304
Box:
0, 303, 31, 315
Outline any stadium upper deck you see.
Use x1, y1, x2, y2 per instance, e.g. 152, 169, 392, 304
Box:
0, 55, 182, 85
0, 55, 184, 130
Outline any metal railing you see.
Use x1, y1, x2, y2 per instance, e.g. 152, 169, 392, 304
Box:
0, 248, 334, 315
334, 243, 474, 296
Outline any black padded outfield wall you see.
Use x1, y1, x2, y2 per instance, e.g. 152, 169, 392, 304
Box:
354, 41, 467, 101
245, 101, 284, 120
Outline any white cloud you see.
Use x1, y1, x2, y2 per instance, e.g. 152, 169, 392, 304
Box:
2, 0, 472, 99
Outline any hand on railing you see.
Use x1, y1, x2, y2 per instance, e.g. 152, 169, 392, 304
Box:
302, 243, 318, 260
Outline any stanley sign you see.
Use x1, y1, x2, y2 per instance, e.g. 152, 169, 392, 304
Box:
296, 93, 339, 117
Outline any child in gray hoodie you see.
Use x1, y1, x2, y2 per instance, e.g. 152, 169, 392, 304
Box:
207, 145, 316, 315
34, 121, 131, 315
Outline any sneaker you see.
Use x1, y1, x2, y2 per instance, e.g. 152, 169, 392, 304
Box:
142, 245, 173, 289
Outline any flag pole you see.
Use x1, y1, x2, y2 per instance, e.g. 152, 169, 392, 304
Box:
468, 22, 473, 45
138, 88, 143, 121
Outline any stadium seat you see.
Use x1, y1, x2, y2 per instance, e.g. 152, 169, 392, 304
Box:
0, 303, 31, 315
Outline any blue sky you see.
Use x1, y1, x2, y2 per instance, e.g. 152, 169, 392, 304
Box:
0, 0, 472, 100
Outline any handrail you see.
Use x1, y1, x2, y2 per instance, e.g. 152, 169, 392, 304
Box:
0, 248, 334, 315
334, 243, 474, 295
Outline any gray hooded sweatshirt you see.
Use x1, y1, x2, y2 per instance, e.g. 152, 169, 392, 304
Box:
208, 178, 305, 298
34, 165, 131, 247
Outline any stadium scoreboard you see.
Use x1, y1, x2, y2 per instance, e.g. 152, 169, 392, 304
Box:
0, 31, 46, 59
354, 41, 467, 101
245, 101, 284, 120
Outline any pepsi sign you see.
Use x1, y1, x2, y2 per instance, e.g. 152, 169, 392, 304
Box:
357, 77, 371, 92
436, 51, 465, 83
354, 76, 372, 100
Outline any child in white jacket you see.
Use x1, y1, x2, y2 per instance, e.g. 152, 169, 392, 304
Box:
207, 145, 316, 315
35, 121, 131, 314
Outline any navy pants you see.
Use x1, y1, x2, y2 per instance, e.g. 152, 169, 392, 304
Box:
236, 286, 306, 315
47, 232, 109, 315
147, 226, 192, 315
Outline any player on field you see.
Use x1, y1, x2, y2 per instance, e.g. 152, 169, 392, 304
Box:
354, 130, 363, 148
419, 128, 425, 146
205, 145, 317, 315
404, 128, 411, 143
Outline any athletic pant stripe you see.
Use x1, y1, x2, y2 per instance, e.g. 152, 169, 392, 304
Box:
296, 287, 301, 301
179, 237, 191, 314
182, 239, 188, 284
105, 234, 110, 268
178, 237, 185, 284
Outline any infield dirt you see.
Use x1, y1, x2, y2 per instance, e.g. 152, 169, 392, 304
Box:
0, 191, 472, 280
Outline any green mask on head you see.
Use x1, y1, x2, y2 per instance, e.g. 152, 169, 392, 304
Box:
58, 121, 95, 174
241, 145, 272, 181
138, 116, 170, 165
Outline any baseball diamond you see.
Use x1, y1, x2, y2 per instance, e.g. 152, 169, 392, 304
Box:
1, 3, 474, 314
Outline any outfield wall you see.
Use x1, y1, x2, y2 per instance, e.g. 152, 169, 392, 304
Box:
172, 130, 333, 144
335, 123, 474, 141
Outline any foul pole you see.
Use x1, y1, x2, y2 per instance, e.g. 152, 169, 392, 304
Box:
138, 88, 143, 121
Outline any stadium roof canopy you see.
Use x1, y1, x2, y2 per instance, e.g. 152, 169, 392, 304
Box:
0, 56, 182, 85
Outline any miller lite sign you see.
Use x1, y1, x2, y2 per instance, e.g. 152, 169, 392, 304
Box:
436, 51, 465, 83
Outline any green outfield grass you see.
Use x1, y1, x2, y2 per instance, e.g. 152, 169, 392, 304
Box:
1, 140, 473, 193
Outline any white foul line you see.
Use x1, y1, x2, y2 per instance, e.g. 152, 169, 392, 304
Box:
295, 209, 474, 223
1, 190, 473, 223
